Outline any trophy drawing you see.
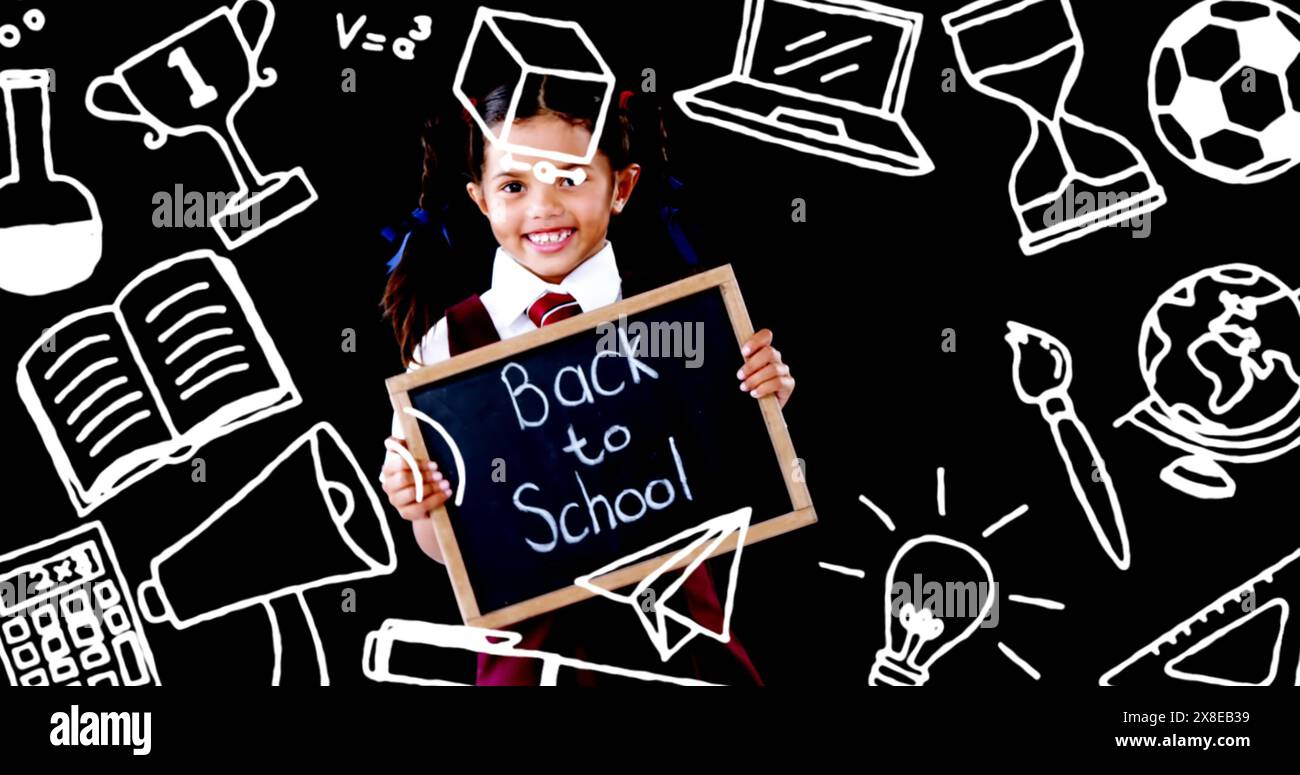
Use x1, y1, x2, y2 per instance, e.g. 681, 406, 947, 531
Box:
84, 0, 316, 250
942, 0, 1166, 256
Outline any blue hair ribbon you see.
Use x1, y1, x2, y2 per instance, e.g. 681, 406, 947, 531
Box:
382, 206, 455, 274
659, 176, 700, 267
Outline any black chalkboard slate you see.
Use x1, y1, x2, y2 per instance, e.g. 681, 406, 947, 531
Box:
388, 265, 815, 627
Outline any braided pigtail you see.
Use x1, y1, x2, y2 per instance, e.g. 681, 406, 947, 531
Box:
608, 87, 715, 290
380, 112, 487, 367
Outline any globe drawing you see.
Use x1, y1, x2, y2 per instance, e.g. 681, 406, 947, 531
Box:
1118, 263, 1300, 499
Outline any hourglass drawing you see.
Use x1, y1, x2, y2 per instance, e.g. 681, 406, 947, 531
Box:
942, 0, 1166, 256
0, 69, 103, 296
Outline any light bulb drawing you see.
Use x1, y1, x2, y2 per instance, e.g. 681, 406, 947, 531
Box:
824, 467, 1064, 683
869, 535, 996, 686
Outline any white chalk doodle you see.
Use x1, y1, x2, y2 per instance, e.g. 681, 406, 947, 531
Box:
1165, 599, 1288, 685
1101, 546, 1300, 686
84, 0, 317, 250
819, 561, 866, 578
17, 250, 300, 517
0, 69, 102, 296
1115, 263, 1300, 500
981, 503, 1029, 538
1007, 322, 1130, 570
0, 8, 46, 49
402, 405, 467, 507
869, 535, 996, 686
362, 618, 715, 686
383, 437, 424, 505
337, 13, 433, 61
1149, 0, 1300, 185
862, 471, 1028, 540
858, 472, 1060, 685
674, 0, 933, 175
574, 507, 750, 663
858, 492, 896, 532
997, 641, 1041, 680
453, 7, 613, 186
936, 466, 947, 516
1008, 594, 1065, 611
135, 423, 397, 686
0, 522, 160, 686
942, 0, 1166, 255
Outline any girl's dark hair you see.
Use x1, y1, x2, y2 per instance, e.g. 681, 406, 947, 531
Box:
380, 76, 704, 367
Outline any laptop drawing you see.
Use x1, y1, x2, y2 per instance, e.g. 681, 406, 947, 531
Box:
674, 0, 933, 175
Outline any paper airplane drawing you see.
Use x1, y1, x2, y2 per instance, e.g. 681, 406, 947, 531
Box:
575, 507, 751, 662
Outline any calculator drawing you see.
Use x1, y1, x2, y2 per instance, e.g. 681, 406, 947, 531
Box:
0, 522, 159, 686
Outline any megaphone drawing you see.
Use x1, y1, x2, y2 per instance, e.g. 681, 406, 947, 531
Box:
137, 422, 397, 684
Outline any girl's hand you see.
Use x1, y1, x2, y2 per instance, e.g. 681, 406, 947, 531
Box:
738, 328, 795, 409
381, 437, 452, 563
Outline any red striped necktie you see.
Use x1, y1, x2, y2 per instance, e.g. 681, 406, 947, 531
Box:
527, 291, 583, 327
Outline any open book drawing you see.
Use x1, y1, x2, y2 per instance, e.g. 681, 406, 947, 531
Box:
17, 250, 301, 516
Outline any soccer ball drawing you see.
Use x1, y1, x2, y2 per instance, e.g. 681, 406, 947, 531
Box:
1149, 0, 1300, 184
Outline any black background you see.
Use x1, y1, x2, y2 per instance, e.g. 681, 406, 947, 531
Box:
1, 0, 1298, 692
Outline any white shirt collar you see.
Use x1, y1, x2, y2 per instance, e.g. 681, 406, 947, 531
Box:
481, 241, 622, 331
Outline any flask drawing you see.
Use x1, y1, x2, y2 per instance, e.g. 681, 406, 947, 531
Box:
0, 69, 102, 296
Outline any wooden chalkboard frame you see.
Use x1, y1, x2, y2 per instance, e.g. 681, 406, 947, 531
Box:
386, 264, 816, 629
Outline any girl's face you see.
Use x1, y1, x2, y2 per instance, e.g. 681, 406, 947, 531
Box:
466, 113, 640, 284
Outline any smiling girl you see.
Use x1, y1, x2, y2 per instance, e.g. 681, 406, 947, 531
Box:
379, 77, 795, 684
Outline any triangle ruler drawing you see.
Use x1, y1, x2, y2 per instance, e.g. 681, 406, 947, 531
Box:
1101, 547, 1300, 686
